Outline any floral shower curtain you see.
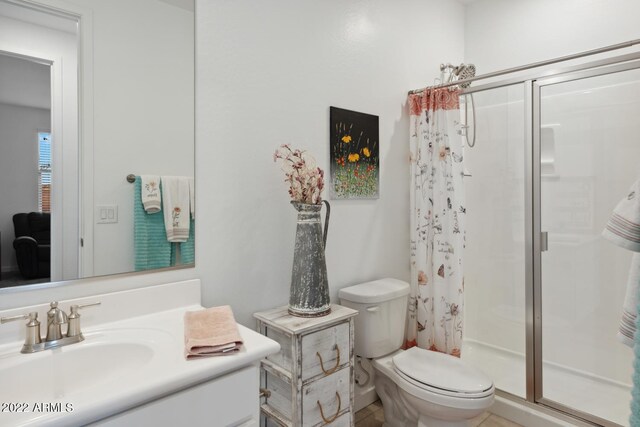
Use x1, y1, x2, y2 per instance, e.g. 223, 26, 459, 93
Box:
406, 88, 466, 357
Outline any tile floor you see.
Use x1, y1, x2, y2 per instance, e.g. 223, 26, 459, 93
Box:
354, 400, 523, 427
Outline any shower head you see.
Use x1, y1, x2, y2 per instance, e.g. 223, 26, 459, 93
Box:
453, 63, 476, 88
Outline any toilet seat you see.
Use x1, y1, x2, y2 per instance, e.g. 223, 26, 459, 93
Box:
392, 347, 494, 399
394, 366, 494, 400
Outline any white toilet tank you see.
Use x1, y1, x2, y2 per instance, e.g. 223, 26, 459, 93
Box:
338, 278, 410, 359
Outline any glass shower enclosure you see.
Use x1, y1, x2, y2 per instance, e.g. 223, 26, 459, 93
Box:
461, 55, 640, 426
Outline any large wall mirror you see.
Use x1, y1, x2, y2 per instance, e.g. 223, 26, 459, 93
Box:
0, 0, 195, 290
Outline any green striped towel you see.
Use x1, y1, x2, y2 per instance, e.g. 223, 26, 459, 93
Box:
134, 176, 172, 270
180, 219, 195, 264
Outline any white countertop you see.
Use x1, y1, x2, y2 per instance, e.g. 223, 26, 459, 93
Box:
0, 280, 279, 426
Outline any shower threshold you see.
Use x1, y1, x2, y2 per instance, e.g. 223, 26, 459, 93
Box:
462, 339, 630, 426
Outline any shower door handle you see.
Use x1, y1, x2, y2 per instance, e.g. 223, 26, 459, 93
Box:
541, 231, 549, 252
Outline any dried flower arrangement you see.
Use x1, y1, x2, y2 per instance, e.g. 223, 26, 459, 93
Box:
273, 144, 325, 205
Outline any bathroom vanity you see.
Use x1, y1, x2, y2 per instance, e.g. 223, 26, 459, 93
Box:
254, 305, 358, 426
0, 279, 280, 427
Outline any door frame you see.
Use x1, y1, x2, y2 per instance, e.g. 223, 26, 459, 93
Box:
530, 59, 640, 427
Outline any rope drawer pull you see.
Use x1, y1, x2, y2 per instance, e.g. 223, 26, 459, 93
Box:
316, 346, 340, 375
317, 392, 341, 424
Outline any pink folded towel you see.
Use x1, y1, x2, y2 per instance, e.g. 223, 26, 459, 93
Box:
184, 305, 243, 359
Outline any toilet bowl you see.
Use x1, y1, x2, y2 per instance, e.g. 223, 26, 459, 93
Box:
339, 278, 495, 427
375, 348, 494, 427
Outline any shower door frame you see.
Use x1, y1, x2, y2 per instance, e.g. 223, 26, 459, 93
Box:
462, 52, 640, 427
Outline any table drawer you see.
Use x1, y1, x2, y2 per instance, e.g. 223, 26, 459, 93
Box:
302, 367, 350, 426
301, 321, 350, 381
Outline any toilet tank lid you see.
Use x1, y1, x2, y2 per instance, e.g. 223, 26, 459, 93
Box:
338, 278, 410, 304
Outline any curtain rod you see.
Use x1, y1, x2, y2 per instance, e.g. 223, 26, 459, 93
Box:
408, 39, 640, 95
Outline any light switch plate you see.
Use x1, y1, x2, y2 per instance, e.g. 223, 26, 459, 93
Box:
96, 205, 118, 224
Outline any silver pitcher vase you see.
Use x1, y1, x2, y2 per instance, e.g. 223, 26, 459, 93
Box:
288, 200, 331, 317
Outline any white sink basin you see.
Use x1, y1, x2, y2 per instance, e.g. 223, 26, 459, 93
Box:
0, 328, 172, 404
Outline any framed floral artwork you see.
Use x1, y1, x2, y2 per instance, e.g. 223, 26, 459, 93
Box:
329, 107, 379, 199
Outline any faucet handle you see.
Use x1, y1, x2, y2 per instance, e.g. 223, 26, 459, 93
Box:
1, 312, 42, 348
72, 302, 101, 311
67, 302, 101, 338
1, 311, 38, 325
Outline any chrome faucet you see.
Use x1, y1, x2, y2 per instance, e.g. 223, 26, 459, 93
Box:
1, 301, 100, 353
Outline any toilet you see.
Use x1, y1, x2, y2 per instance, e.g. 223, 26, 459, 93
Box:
339, 278, 495, 427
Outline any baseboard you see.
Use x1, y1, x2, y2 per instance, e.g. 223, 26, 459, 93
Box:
354, 384, 378, 412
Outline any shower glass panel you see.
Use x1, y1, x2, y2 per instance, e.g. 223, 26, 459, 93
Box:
539, 68, 640, 426
462, 83, 527, 399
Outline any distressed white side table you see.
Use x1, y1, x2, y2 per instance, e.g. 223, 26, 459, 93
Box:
254, 304, 358, 426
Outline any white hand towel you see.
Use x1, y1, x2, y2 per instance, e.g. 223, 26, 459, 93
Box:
618, 254, 640, 348
161, 176, 190, 242
140, 175, 161, 213
188, 177, 195, 220
603, 177, 640, 348
603, 178, 640, 251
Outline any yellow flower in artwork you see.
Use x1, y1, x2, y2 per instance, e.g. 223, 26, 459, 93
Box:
348, 153, 360, 162
362, 147, 371, 157
341, 135, 352, 143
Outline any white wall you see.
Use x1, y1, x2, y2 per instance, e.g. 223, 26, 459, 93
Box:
196, 0, 465, 325
464, 0, 640, 74
0, 103, 50, 273
0, 54, 50, 109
